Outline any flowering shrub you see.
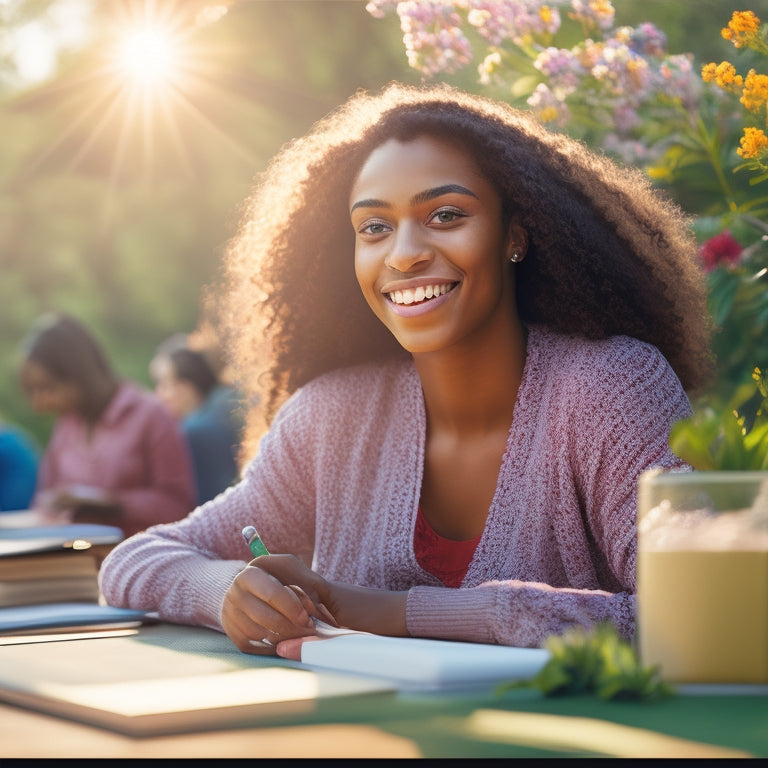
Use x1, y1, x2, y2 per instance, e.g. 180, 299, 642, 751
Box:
366, 0, 702, 166
694, 12, 768, 408
702, 10, 768, 182
657, 10, 768, 471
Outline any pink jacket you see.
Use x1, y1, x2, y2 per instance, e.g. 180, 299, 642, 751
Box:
99, 327, 691, 647
35, 381, 195, 536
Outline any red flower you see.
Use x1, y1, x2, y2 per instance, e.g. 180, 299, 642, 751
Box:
699, 230, 743, 272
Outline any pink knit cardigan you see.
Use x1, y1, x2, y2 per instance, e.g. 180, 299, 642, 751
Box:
99, 325, 691, 647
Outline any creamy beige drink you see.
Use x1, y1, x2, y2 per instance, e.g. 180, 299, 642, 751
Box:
638, 548, 768, 683
637, 469, 768, 685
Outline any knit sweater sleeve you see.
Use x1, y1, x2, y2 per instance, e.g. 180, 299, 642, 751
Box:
405, 334, 692, 648
98, 387, 321, 631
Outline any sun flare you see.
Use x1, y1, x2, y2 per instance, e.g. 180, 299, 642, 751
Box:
114, 27, 179, 89
11, 0, 263, 197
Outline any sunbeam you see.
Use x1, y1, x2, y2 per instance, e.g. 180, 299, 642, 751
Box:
6, 0, 257, 201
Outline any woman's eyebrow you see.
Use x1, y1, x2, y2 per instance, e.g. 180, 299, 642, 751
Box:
350, 183, 479, 214
410, 183, 479, 206
350, 197, 386, 214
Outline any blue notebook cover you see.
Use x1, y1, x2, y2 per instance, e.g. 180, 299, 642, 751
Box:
0, 524, 124, 557
0, 602, 150, 634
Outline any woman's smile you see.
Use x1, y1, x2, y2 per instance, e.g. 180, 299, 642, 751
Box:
350, 135, 519, 355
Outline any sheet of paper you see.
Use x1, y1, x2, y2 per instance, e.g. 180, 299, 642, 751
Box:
299, 633, 550, 691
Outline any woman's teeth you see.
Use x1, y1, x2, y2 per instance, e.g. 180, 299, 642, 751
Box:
388, 283, 454, 305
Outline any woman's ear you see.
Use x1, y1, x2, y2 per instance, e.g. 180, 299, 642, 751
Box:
505, 223, 528, 263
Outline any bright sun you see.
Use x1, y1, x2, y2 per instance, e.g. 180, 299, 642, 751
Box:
114, 27, 179, 88
15, 1, 257, 191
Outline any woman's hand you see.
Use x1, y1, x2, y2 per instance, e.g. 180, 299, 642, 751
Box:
253, 556, 409, 638
221, 553, 410, 656
221, 554, 336, 655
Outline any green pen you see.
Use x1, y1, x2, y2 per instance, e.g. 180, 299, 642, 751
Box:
242, 525, 269, 558
241, 524, 341, 637
241, 525, 276, 648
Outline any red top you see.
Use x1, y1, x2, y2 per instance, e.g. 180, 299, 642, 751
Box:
413, 505, 481, 588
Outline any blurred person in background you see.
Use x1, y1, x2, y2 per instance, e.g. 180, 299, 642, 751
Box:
18, 312, 195, 536
150, 337, 244, 505
0, 415, 40, 512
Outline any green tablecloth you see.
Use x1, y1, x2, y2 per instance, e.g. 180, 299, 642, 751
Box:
321, 686, 766, 758
1, 621, 764, 757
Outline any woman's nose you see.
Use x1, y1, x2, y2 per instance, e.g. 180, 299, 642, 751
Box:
384, 221, 433, 272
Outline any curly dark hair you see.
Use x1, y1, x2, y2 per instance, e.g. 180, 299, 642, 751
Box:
217, 82, 714, 453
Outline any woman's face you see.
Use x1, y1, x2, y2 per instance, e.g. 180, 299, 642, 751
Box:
20, 360, 80, 416
150, 356, 202, 420
349, 135, 525, 356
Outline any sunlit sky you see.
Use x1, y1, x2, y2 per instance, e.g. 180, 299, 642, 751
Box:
7, 0, 266, 196
4, 0, 231, 90
3, 0, 94, 85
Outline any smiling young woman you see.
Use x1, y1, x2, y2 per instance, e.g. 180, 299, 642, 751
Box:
99, 82, 714, 655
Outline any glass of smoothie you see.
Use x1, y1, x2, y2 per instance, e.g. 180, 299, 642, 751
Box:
637, 468, 768, 684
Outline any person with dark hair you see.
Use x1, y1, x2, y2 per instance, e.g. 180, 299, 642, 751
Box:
150, 344, 244, 505
19, 312, 196, 536
100, 83, 713, 654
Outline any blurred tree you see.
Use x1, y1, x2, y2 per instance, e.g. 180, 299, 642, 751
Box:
1, 0, 415, 444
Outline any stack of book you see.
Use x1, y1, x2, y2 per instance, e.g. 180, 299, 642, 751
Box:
0, 515, 124, 608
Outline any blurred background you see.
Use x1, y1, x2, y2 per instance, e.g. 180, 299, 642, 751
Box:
0, 0, 753, 446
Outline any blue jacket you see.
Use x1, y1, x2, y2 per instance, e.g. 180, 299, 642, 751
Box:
0, 423, 40, 511
182, 385, 243, 504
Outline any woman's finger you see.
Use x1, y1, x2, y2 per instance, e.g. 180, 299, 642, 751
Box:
221, 597, 277, 656
285, 584, 340, 628
276, 636, 322, 661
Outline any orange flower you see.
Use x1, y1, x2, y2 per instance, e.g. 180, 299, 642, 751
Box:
722, 10, 761, 49
701, 60, 743, 93
741, 69, 768, 113
737, 126, 768, 159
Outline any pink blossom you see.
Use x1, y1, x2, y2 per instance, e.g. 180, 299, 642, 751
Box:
699, 230, 743, 272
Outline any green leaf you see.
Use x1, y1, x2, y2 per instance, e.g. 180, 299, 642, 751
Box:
497, 623, 674, 701
670, 369, 768, 471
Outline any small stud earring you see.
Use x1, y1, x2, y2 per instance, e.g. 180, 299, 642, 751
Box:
509, 252, 522, 263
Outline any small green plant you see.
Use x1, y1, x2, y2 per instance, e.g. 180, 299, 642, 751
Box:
670, 367, 768, 470
497, 623, 673, 701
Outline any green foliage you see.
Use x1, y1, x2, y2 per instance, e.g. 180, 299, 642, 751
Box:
707, 257, 768, 389
670, 368, 768, 471
497, 623, 673, 701
0, 0, 414, 446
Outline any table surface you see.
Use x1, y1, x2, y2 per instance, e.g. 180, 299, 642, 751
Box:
0, 624, 766, 759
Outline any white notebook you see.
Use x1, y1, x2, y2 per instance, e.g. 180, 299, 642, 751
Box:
300, 627, 551, 692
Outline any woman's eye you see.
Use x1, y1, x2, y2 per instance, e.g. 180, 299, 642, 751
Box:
359, 220, 390, 235
431, 208, 464, 224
